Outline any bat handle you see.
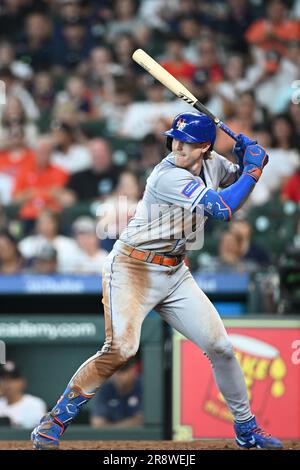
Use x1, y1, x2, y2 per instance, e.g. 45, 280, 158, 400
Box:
193, 101, 238, 142
215, 119, 238, 142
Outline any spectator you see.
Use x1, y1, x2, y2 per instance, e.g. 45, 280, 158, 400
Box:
51, 122, 92, 173
91, 358, 143, 428
138, 0, 180, 31
218, 230, 243, 267
0, 231, 24, 274
222, 0, 255, 53
107, 0, 143, 43
0, 126, 35, 205
289, 102, 300, 142
53, 19, 93, 70
177, 15, 201, 47
1, 95, 38, 148
88, 46, 122, 84
18, 209, 79, 273
32, 243, 58, 274
86, 46, 122, 103
120, 77, 190, 139
61, 138, 119, 205
215, 91, 261, 156
97, 170, 140, 250
12, 135, 69, 221
55, 0, 83, 24
0, 67, 40, 122
0, 0, 26, 42
245, 0, 300, 57
250, 114, 299, 206
137, 133, 167, 180
31, 71, 55, 115
281, 169, 300, 202
17, 12, 54, 70
0, 361, 46, 428
100, 79, 135, 136
54, 75, 95, 122
111, 32, 139, 75
72, 216, 108, 274
216, 54, 255, 106
0, 40, 33, 79
195, 37, 224, 83
249, 49, 299, 114
229, 219, 270, 265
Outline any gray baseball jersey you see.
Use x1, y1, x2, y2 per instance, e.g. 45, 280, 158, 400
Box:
70, 149, 251, 424
119, 151, 239, 254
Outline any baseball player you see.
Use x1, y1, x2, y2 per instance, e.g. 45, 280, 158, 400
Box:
32, 112, 283, 449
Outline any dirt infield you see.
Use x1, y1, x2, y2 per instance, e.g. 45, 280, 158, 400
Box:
0, 440, 299, 450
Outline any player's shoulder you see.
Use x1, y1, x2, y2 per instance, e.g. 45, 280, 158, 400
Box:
151, 154, 204, 197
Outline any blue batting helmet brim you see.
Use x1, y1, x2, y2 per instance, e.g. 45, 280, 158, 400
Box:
163, 128, 200, 143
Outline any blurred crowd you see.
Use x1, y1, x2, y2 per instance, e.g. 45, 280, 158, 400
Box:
0, 359, 142, 429
0, 0, 300, 275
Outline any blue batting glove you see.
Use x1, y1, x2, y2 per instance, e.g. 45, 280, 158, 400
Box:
233, 133, 257, 175
233, 133, 257, 159
243, 144, 269, 182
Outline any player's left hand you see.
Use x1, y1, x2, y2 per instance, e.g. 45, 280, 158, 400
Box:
243, 144, 269, 181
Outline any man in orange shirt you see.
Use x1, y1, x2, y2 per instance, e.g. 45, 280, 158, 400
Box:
13, 135, 69, 220
0, 126, 35, 205
245, 0, 300, 56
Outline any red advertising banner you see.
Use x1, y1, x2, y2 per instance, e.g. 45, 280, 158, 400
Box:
173, 320, 300, 440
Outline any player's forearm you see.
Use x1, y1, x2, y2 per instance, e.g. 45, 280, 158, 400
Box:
200, 173, 256, 221
200, 144, 267, 221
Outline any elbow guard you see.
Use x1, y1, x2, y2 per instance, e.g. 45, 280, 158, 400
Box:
200, 189, 232, 221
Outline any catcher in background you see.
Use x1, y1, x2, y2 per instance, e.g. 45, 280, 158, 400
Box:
32, 112, 283, 449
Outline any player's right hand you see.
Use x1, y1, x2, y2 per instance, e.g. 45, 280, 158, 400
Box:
242, 144, 269, 182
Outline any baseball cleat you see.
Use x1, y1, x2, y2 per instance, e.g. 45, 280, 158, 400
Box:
234, 416, 283, 449
31, 413, 64, 450
31, 385, 94, 450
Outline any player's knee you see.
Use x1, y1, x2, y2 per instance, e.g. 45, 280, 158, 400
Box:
118, 341, 139, 361
206, 337, 234, 360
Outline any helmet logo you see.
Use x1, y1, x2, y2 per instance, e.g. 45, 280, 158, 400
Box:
176, 118, 186, 131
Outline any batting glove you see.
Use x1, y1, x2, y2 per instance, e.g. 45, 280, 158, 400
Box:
243, 144, 269, 182
233, 133, 257, 158
233, 133, 257, 174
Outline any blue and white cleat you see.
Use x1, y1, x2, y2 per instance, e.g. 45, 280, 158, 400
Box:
234, 416, 283, 449
31, 413, 64, 450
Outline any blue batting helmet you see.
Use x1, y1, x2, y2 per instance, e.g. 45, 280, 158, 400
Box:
164, 112, 216, 150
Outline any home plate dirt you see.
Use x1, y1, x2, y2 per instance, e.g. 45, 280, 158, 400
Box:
0, 440, 299, 450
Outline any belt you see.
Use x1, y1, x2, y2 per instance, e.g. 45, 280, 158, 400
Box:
119, 243, 183, 267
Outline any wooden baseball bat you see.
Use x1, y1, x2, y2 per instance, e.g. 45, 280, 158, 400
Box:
132, 48, 238, 142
